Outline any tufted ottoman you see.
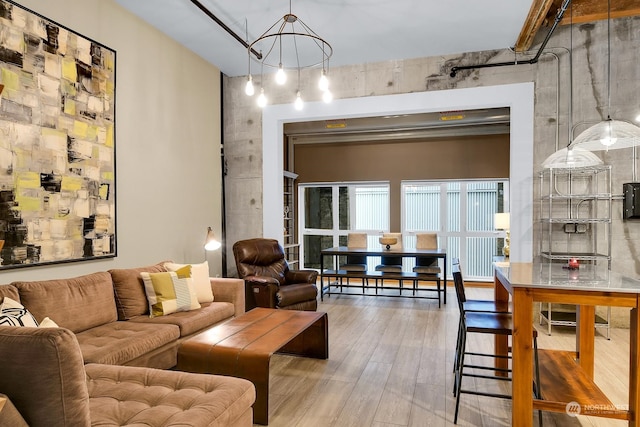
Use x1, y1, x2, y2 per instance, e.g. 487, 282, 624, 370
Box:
0, 326, 256, 427
86, 363, 256, 426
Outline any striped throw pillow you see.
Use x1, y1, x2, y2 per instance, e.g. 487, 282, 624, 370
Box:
0, 297, 39, 327
140, 267, 200, 317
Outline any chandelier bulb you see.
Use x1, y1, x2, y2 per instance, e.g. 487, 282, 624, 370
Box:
244, 76, 255, 96
257, 88, 267, 108
275, 65, 287, 85
318, 71, 329, 92
294, 91, 303, 110
322, 89, 333, 103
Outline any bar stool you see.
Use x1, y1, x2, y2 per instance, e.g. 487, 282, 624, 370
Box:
451, 258, 511, 372
412, 232, 441, 306
339, 232, 369, 292
375, 232, 403, 291
452, 261, 542, 425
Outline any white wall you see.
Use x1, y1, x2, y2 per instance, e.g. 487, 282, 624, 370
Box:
1, 0, 223, 282
262, 83, 535, 262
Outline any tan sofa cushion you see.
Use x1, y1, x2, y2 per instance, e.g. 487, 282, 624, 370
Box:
76, 321, 180, 365
128, 301, 235, 336
12, 272, 117, 333
109, 262, 169, 320
0, 284, 20, 303
86, 363, 255, 427
0, 326, 91, 427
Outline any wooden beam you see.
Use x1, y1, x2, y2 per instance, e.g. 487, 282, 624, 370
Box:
553, 0, 640, 25
517, 0, 640, 52
515, 0, 556, 52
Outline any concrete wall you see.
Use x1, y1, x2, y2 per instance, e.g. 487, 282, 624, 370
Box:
0, 0, 224, 283
223, 17, 640, 284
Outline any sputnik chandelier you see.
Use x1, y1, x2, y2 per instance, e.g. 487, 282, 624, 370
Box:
244, 0, 333, 109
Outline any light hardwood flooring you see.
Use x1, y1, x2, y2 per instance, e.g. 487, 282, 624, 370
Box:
261, 284, 630, 426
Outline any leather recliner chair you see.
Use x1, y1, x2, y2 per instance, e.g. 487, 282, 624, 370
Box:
232, 238, 318, 311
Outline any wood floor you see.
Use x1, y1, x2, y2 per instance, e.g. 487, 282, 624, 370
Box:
261, 285, 630, 426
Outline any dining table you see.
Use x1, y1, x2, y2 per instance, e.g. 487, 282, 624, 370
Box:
494, 261, 640, 426
320, 246, 447, 303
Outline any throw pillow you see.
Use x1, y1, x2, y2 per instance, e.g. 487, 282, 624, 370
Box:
164, 261, 214, 303
140, 270, 201, 317
39, 317, 59, 328
0, 297, 38, 327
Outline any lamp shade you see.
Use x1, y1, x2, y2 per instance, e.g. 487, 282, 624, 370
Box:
494, 213, 510, 230
204, 227, 221, 251
570, 119, 640, 151
541, 147, 603, 169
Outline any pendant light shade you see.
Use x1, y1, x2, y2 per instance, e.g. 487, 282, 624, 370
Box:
570, 0, 640, 152
570, 118, 640, 151
541, 147, 603, 169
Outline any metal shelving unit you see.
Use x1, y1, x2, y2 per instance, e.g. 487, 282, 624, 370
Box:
283, 171, 299, 267
538, 165, 612, 337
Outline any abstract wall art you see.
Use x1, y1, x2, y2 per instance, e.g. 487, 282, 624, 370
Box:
0, 0, 116, 269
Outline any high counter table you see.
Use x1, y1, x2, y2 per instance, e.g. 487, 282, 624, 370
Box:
494, 262, 640, 426
320, 246, 447, 304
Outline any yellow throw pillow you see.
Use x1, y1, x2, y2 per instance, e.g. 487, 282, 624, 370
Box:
140, 270, 201, 317
164, 261, 214, 303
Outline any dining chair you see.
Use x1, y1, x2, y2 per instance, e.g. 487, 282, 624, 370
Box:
339, 232, 369, 291
375, 232, 403, 289
412, 232, 441, 306
452, 260, 541, 426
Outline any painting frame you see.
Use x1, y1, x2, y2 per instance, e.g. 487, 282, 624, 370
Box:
0, 0, 117, 270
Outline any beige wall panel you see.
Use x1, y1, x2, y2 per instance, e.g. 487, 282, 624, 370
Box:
0, 0, 223, 282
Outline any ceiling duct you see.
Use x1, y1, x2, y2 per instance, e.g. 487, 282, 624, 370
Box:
449, 0, 572, 78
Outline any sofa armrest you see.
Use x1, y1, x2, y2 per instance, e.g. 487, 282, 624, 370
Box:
0, 327, 91, 426
0, 394, 28, 427
243, 276, 279, 309
209, 278, 245, 317
285, 269, 318, 284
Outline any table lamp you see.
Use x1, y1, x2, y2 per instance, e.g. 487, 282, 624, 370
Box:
204, 227, 221, 251
494, 213, 510, 257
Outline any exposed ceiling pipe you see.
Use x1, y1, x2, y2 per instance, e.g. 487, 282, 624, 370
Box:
449, 0, 572, 77
188, 0, 262, 60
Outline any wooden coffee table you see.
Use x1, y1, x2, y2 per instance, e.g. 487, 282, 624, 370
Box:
177, 308, 328, 425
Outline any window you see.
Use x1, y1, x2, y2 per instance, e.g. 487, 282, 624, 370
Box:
402, 180, 508, 281
299, 183, 389, 270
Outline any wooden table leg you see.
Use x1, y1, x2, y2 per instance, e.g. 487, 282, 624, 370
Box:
494, 274, 510, 375
279, 313, 329, 359
443, 255, 447, 305
512, 287, 534, 427
237, 350, 271, 425
630, 305, 640, 427
576, 305, 595, 378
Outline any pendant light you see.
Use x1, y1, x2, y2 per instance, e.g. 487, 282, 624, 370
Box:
541, 146, 602, 169
245, 0, 333, 108
541, 0, 603, 169
570, 0, 640, 151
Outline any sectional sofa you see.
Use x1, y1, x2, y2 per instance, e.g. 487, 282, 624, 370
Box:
0, 261, 256, 426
